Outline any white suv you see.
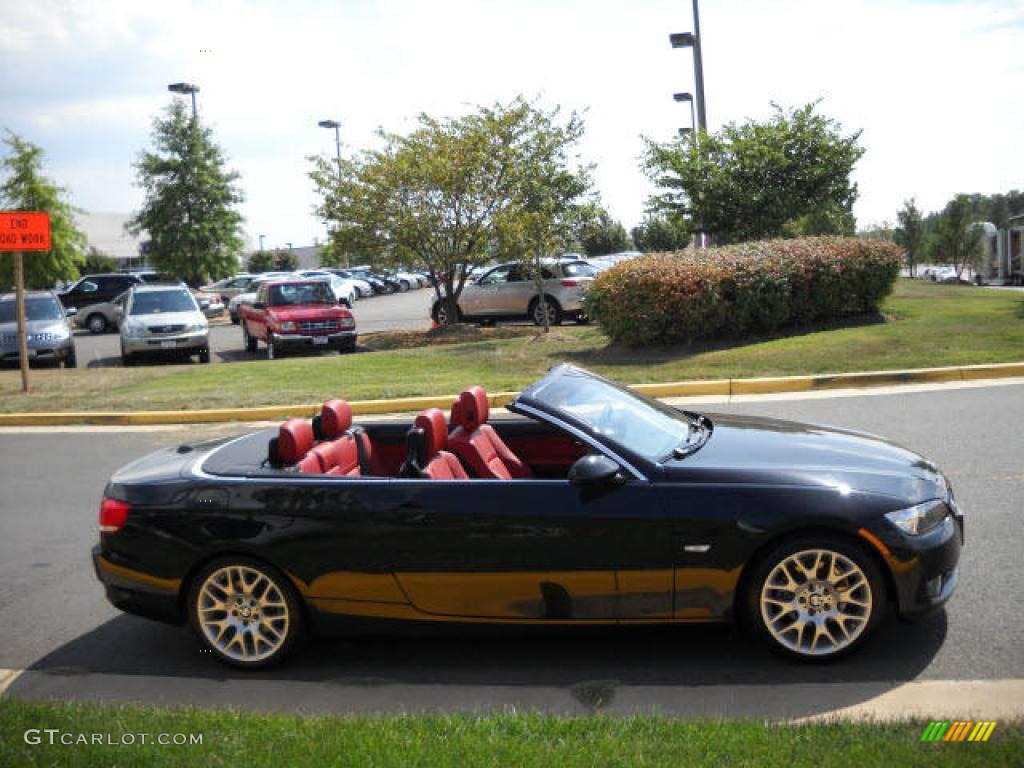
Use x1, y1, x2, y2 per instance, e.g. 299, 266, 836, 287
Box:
120, 284, 210, 365
431, 260, 596, 326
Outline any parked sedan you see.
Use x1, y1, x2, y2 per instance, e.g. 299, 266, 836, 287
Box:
93, 364, 962, 668
0, 290, 77, 367
75, 291, 128, 334
431, 260, 596, 326
119, 284, 210, 365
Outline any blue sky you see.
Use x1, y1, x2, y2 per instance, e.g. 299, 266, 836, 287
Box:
2, 0, 1022, 250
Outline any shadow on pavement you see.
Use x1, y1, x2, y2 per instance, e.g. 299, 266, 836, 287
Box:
10, 609, 948, 716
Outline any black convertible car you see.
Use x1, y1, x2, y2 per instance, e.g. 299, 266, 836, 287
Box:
93, 364, 962, 668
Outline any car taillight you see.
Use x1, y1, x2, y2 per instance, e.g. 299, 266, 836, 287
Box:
560, 280, 579, 287
99, 498, 130, 534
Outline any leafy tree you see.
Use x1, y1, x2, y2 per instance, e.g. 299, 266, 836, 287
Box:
642, 102, 864, 244
80, 247, 119, 276
630, 214, 691, 252
247, 250, 274, 273
272, 249, 298, 272
309, 97, 592, 325
129, 101, 245, 286
937, 194, 983, 279
0, 131, 87, 289
577, 208, 632, 256
894, 199, 924, 276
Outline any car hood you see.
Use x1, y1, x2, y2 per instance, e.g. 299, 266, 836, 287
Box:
122, 311, 202, 327
268, 305, 348, 321
663, 412, 948, 503
0, 319, 69, 337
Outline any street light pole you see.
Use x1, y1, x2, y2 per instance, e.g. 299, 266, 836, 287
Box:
673, 92, 696, 137
258, 234, 266, 252
168, 82, 200, 120
691, 0, 707, 132
318, 119, 342, 174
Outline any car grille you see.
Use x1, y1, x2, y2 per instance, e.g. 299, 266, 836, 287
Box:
298, 320, 338, 333
1, 333, 62, 343
147, 324, 185, 334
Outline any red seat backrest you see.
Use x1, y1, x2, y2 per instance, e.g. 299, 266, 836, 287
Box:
448, 386, 533, 480
278, 418, 320, 473
415, 408, 468, 480
314, 399, 361, 476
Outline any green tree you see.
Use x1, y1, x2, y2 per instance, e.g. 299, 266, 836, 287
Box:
309, 97, 592, 325
272, 249, 298, 272
577, 208, 632, 256
937, 194, 983, 279
80, 247, 119, 276
894, 199, 924, 276
630, 214, 691, 252
642, 102, 864, 244
129, 101, 245, 286
247, 250, 274, 273
0, 131, 87, 289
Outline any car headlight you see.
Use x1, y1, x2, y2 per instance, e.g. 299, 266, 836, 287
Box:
186, 322, 207, 333
279, 321, 296, 332
885, 500, 950, 536
340, 316, 355, 329
123, 322, 145, 338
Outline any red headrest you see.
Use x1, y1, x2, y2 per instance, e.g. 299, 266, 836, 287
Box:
414, 408, 448, 459
279, 418, 314, 464
453, 386, 489, 431
320, 399, 352, 438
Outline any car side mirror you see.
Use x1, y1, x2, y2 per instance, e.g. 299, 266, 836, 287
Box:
568, 454, 624, 487
65, 307, 77, 317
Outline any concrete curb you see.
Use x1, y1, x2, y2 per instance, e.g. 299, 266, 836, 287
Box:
2, 361, 1023, 427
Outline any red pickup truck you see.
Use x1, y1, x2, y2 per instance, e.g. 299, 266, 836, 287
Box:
240, 279, 357, 359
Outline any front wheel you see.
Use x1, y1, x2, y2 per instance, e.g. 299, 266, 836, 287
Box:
266, 332, 277, 360
188, 558, 302, 669
745, 537, 885, 661
86, 313, 107, 334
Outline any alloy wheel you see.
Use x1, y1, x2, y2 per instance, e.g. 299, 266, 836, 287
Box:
759, 548, 873, 657
196, 564, 290, 664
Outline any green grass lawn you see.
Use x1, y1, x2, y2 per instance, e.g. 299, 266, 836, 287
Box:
1, 280, 1022, 414
1, 699, 1021, 767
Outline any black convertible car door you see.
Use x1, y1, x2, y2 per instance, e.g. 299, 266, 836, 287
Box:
383, 477, 673, 621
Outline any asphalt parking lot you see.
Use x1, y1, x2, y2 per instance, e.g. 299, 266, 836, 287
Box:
0, 380, 1021, 718
70, 289, 435, 368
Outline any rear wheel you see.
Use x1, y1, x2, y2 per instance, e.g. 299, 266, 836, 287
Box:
188, 557, 302, 669
86, 313, 107, 334
530, 297, 563, 327
745, 536, 885, 661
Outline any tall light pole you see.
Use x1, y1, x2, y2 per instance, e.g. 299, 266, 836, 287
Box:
318, 119, 342, 173
168, 82, 200, 120
669, 2, 706, 131
258, 234, 266, 252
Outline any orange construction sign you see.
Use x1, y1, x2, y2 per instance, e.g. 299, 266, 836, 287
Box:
0, 212, 52, 251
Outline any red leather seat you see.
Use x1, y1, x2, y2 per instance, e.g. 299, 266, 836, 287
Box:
318, 398, 377, 475
448, 386, 533, 479
277, 418, 320, 473
413, 408, 468, 480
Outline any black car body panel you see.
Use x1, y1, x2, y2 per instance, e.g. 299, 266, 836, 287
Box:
94, 365, 962, 641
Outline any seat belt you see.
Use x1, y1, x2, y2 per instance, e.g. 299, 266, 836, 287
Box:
350, 426, 370, 476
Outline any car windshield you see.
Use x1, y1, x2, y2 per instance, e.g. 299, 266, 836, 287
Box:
0, 298, 64, 323
268, 282, 335, 306
129, 289, 196, 315
527, 368, 691, 462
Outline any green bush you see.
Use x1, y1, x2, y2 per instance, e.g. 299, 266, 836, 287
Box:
585, 237, 902, 346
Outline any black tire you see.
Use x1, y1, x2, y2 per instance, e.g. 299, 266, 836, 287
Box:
198, 348, 211, 364
230, 312, 240, 325
187, 556, 303, 669
63, 347, 77, 369
86, 313, 107, 334
743, 535, 886, 662
399, 280, 410, 293
120, 342, 134, 367
433, 301, 460, 326
530, 297, 563, 327
266, 332, 277, 360
243, 324, 257, 353
338, 336, 357, 354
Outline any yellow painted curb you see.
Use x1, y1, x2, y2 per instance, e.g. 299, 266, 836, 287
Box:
1, 362, 1022, 426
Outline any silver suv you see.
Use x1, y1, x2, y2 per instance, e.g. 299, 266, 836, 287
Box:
119, 284, 210, 365
431, 260, 596, 326
0, 291, 77, 368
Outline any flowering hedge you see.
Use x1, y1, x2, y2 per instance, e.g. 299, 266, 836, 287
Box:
584, 237, 902, 346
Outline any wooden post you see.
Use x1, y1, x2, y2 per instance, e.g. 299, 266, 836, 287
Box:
14, 250, 30, 393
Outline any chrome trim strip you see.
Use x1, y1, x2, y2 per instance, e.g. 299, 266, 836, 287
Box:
512, 402, 647, 481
